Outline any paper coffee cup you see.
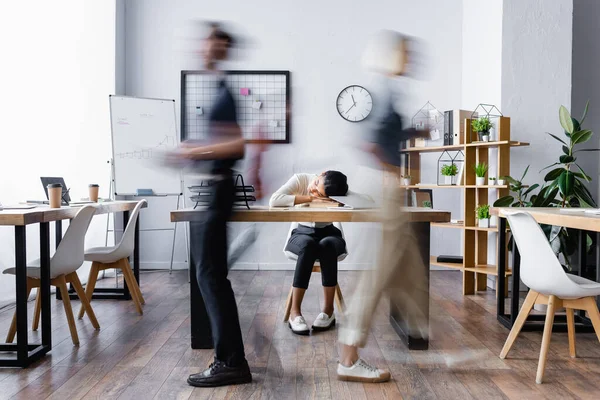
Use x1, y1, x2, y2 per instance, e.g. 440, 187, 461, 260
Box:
48, 183, 62, 208
89, 184, 99, 202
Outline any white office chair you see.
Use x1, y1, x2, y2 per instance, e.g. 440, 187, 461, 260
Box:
500, 211, 600, 384
4, 205, 100, 346
282, 221, 348, 322
78, 200, 146, 318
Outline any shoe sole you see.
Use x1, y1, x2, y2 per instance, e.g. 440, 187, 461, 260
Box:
187, 375, 252, 388
312, 319, 336, 332
288, 322, 310, 336
337, 372, 391, 383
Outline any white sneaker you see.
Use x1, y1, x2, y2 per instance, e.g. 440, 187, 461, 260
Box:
337, 359, 391, 383
312, 312, 336, 332
288, 315, 310, 336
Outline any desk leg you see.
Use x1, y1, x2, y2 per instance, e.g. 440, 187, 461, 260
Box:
15, 226, 29, 363
122, 211, 132, 300
55, 220, 63, 300
189, 221, 213, 349
597, 232, 600, 308
510, 240, 521, 326
134, 213, 140, 283
389, 222, 430, 350
497, 217, 507, 318
40, 222, 52, 348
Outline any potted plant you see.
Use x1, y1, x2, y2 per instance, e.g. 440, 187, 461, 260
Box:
497, 176, 506, 186
474, 162, 488, 185
423, 200, 432, 208
489, 177, 496, 185
471, 116, 493, 141
441, 164, 458, 185
476, 204, 491, 228
402, 175, 411, 186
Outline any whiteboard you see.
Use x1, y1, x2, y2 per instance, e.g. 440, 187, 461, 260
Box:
110, 96, 182, 195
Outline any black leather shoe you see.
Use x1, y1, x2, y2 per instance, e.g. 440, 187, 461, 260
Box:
187, 359, 252, 387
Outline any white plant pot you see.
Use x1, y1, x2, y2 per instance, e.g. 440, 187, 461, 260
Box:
497, 179, 505, 186
482, 135, 490, 142
444, 176, 453, 185
476, 177, 485, 186
489, 180, 496, 186
478, 219, 490, 228
403, 178, 411, 186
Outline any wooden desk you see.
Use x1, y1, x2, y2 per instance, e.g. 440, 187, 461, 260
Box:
494, 207, 600, 333
0, 201, 144, 367
171, 206, 450, 351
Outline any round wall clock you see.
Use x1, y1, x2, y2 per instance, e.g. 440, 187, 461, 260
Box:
336, 85, 373, 122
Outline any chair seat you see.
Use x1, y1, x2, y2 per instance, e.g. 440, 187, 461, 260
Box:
84, 246, 127, 264
564, 274, 600, 295
284, 250, 348, 262
2, 259, 60, 279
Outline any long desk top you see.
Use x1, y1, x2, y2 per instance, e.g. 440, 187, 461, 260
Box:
0, 201, 145, 226
493, 207, 600, 233
170, 206, 451, 223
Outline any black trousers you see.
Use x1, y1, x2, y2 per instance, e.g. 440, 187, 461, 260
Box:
285, 224, 346, 289
190, 176, 246, 367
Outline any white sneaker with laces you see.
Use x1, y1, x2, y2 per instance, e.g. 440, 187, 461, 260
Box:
337, 358, 391, 383
312, 312, 336, 331
288, 315, 310, 335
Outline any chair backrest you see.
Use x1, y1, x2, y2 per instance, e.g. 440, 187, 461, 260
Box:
505, 211, 580, 296
283, 222, 348, 262
116, 200, 147, 255
51, 205, 96, 276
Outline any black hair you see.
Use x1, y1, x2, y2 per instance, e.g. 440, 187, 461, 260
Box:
208, 23, 235, 49
323, 170, 349, 196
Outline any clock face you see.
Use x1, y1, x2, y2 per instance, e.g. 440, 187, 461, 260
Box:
336, 85, 373, 122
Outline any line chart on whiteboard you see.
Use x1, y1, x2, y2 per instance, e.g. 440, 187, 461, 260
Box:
115, 135, 177, 159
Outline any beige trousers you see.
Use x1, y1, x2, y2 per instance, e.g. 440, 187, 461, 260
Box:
338, 172, 429, 347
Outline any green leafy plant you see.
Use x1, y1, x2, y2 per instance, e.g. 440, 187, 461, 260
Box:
475, 204, 490, 220
423, 200, 432, 208
471, 117, 493, 133
441, 164, 458, 176
474, 163, 488, 178
489, 177, 496, 181
494, 166, 549, 208
401, 175, 411, 179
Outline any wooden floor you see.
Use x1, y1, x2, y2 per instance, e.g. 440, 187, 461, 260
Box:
1, 270, 600, 400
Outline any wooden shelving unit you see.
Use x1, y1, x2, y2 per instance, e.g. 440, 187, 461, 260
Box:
402, 116, 526, 295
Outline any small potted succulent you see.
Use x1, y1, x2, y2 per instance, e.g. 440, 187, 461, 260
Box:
441, 164, 458, 185
474, 162, 488, 186
489, 177, 496, 186
497, 176, 506, 186
402, 175, 411, 186
423, 200, 432, 208
471, 116, 493, 142
476, 204, 491, 228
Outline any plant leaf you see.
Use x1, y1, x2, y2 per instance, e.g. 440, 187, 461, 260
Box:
559, 155, 575, 164
574, 163, 591, 181
544, 167, 563, 182
571, 129, 592, 144
520, 165, 530, 182
558, 171, 574, 197
523, 183, 540, 196
493, 196, 515, 207
559, 105, 574, 134
546, 132, 568, 145
542, 188, 559, 207
574, 148, 600, 153
562, 145, 570, 155
581, 100, 590, 125
503, 176, 519, 185
574, 179, 598, 207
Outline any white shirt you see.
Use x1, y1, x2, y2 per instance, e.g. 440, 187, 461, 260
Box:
269, 173, 331, 228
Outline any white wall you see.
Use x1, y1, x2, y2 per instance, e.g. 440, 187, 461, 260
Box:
572, 0, 600, 202
122, 0, 464, 270
0, 1, 116, 306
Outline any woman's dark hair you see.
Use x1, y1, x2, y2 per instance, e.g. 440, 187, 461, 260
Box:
208, 23, 235, 49
323, 170, 349, 196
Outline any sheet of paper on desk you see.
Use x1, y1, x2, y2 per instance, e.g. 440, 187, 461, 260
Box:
559, 208, 586, 213
584, 209, 600, 215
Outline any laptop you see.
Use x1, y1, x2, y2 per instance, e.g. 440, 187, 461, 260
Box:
329, 194, 377, 209
27, 177, 94, 206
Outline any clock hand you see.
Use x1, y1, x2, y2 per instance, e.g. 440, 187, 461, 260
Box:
345, 104, 355, 114
351, 95, 356, 105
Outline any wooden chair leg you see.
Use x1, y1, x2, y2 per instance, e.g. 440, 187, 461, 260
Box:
68, 272, 100, 330
566, 307, 576, 358
123, 258, 145, 305
57, 275, 79, 346
583, 297, 600, 343
334, 284, 345, 312
120, 260, 143, 315
78, 262, 99, 319
536, 294, 557, 384
283, 286, 293, 323
500, 290, 539, 359
32, 287, 42, 331
6, 284, 33, 343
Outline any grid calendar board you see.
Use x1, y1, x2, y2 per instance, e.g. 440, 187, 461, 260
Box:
109, 95, 182, 195
181, 70, 290, 143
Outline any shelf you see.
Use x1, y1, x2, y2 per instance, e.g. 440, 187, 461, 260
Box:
430, 256, 463, 269
465, 264, 513, 276
431, 222, 464, 229
464, 225, 499, 232
405, 184, 507, 189
401, 140, 529, 153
